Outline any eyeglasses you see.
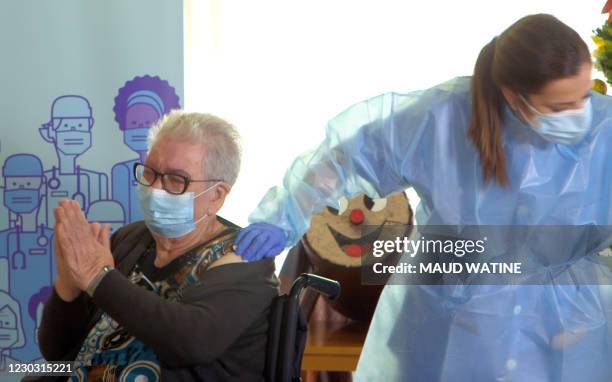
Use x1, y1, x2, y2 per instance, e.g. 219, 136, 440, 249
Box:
133, 162, 223, 195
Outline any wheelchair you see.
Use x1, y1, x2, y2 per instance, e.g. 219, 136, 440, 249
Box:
265, 273, 341, 382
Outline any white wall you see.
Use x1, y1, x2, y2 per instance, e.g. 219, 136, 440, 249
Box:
184, 0, 607, 267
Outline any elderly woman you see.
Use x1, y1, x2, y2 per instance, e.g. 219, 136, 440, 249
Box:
38, 111, 278, 381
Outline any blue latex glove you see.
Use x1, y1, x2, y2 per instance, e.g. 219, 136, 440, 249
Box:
235, 222, 287, 261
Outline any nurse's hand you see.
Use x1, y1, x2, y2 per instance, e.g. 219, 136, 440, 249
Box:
54, 200, 114, 292
551, 327, 587, 349
235, 223, 287, 261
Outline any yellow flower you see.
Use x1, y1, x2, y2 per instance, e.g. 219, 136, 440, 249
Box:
593, 79, 607, 95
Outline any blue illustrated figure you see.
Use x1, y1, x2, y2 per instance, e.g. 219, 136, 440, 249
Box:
39, 95, 108, 226
0, 258, 26, 374
0, 154, 54, 361
111, 75, 180, 223
86, 200, 126, 234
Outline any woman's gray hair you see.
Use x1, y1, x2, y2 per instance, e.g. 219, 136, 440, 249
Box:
148, 110, 242, 186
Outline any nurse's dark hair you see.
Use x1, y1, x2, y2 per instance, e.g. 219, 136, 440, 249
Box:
469, 14, 591, 186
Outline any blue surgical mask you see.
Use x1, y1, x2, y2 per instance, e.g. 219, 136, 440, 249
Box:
56, 130, 92, 155
137, 183, 219, 238
4, 189, 40, 213
0, 328, 18, 347
124, 128, 150, 152
520, 96, 592, 145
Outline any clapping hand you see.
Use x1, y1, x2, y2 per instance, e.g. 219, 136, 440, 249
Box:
54, 200, 114, 293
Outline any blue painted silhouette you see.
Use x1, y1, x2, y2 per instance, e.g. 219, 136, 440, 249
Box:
0, 154, 53, 361
111, 76, 180, 223
39, 95, 108, 226
86, 199, 126, 234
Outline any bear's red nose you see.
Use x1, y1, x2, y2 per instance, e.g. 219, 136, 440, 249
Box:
349, 209, 365, 225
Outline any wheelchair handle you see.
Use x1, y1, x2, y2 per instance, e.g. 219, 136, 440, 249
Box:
290, 273, 341, 300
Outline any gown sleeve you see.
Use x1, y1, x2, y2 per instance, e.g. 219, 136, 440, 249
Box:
249, 82, 462, 245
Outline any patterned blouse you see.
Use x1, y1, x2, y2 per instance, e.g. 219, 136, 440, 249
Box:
71, 228, 238, 382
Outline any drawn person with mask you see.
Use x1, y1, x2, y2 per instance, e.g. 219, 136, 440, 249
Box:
0, 258, 26, 374
39, 95, 108, 227
0, 154, 53, 362
0, 287, 26, 374
111, 75, 181, 224
37, 111, 278, 381
235, 15, 612, 381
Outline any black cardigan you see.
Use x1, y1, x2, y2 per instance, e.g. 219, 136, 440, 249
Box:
35, 220, 279, 381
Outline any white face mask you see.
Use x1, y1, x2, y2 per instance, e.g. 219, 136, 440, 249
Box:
519, 95, 592, 145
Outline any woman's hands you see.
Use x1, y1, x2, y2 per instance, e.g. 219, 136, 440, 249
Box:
53, 200, 114, 300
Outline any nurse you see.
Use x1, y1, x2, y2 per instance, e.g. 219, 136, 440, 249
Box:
0, 154, 54, 362
236, 14, 612, 381
0, 258, 26, 374
39, 95, 108, 226
0, 291, 26, 373
111, 75, 181, 223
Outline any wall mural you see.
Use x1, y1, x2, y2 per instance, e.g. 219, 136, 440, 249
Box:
0, 75, 181, 364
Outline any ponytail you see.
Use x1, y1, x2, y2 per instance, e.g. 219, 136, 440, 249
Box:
469, 38, 509, 186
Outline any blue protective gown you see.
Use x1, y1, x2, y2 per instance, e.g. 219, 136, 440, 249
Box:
249, 77, 612, 381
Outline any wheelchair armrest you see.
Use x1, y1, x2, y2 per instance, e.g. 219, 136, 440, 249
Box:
289, 273, 341, 301
269, 273, 341, 382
